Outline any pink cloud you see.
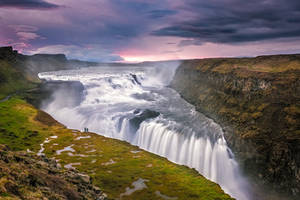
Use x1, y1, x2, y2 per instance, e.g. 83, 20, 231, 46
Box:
16, 32, 41, 41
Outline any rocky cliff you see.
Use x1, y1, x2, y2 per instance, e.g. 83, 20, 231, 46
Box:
171, 55, 300, 197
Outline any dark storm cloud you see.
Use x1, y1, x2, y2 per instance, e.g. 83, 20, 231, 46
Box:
0, 0, 61, 10
29, 0, 174, 50
152, 0, 300, 44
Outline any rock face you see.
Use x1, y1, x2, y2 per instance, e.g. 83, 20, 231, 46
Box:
0, 145, 107, 199
0, 46, 18, 62
170, 55, 300, 197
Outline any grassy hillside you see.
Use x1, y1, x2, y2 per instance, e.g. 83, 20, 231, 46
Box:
188, 54, 300, 74
0, 97, 233, 200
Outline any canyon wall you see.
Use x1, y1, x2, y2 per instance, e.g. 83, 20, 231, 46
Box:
171, 55, 300, 197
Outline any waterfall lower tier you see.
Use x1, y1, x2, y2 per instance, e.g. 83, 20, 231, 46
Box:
119, 120, 250, 200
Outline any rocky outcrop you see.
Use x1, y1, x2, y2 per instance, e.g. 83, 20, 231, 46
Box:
0, 145, 107, 199
129, 109, 160, 132
0, 46, 18, 62
170, 55, 300, 197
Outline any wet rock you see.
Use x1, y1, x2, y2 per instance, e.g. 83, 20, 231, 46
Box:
130, 73, 141, 85
129, 109, 160, 132
76, 173, 91, 183
0, 46, 18, 62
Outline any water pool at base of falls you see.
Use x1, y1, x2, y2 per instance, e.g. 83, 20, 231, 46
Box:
39, 64, 251, 200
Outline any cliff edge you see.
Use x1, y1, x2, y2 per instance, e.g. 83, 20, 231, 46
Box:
171, 54, 300, 197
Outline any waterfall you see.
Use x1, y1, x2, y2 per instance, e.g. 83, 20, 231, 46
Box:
120, 118, 250, 200
38, 63, 251, 200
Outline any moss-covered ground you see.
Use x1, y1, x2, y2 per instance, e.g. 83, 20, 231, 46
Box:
189, 54, 300, 74
0, 97, 233, 200
0, 60, 37, 99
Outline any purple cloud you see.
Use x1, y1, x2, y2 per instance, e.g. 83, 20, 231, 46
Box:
0, 0, 61, 10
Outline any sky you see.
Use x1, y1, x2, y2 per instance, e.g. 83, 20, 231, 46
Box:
1, 0, 300, 62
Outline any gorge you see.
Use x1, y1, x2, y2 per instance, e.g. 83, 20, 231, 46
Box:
1, 46, 300, 199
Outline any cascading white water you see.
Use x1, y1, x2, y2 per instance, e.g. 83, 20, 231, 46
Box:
38, 62, 251, 200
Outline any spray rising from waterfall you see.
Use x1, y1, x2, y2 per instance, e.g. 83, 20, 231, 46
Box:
38, 62, 251, 200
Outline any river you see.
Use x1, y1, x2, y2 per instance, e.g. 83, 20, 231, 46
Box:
38, 62, 251, 200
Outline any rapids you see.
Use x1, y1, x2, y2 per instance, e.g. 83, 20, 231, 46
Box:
39, 62, 251, 200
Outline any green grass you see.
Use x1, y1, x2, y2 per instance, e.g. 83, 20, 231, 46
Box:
0, 97, 233, 200
0, 60, 36, 99
0, 98, 56, 151
44, 131, 232, 200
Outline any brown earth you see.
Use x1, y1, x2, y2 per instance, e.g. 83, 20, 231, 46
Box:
0, 145, 107, 200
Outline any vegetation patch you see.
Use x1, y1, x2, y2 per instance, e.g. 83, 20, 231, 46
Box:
0, 60, 36, 99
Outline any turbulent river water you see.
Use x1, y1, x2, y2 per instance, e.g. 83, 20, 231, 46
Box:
39, 63, 251, 200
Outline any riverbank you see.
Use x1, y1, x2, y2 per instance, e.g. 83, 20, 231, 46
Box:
170, 55, 300, 198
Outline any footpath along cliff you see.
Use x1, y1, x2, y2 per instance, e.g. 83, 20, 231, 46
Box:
171, 55, 300, 197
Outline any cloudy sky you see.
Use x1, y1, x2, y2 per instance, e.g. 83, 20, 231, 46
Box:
1, 0, 300, 62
